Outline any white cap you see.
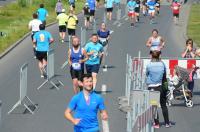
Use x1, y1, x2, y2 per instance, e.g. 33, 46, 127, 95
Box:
62, 9, 65, 12
85, 3, 89, 6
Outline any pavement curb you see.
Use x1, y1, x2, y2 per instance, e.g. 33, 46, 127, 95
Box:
0, 21, 57, 60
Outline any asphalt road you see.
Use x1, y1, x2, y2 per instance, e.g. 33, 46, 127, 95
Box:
0, 1, 200, 132
0, 0, 15, 6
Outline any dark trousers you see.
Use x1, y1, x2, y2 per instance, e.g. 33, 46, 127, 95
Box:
188, 81, 194, 92
148, 85, 169, 124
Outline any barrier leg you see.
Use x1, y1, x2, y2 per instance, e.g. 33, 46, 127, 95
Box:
8, 100, 21, 114
24, 103, 34, 114
26, 96, 38, 109
58, 80, 64, 86
37, 79, 48, 90
50, 80, 60, 90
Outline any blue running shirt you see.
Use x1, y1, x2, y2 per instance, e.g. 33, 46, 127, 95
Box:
33, 30, 52, 51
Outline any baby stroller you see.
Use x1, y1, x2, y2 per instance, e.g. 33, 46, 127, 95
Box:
167, 65, 197, 108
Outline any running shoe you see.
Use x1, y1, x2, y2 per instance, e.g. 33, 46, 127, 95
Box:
165, 123, 171, 128
41, 74, 44, 78
153, 123, 160, 129
131, 23, 134, 27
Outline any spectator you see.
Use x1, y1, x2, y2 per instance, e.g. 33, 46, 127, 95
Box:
195, 48, 200, 58
146, 50, 170, 128
181, 38, 195, 58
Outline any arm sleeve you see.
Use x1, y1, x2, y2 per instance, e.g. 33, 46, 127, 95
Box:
48, 32, 53, 40
84, 43, 89, 52
33, 33, 37, 42
100, 45, 104, 52
98, 97, 106, 110
68, 95, 78, 111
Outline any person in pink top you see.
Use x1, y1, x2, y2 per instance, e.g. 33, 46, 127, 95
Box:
171, 0, 181, 24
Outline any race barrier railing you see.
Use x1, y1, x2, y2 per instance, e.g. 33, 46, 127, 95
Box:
118, 52, 160, 132
8, 63, 37, 114
119, 52, 200, 131
0, 100, 2, 126
93, 19, 97, 33
81, 27, 86, 47
37, 49, 64, 90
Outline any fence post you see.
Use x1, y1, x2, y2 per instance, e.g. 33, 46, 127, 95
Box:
8, 63, 37, 114
0, 100, 2, 126
103, 11, 107, 24
81, 27, 86, 47
93, 19, 97, 33
117, 8, 122, 21
37, 49, 64, 90
133, 60, 137, 90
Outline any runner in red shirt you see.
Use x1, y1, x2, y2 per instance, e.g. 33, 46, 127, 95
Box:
171, 0, 181, 25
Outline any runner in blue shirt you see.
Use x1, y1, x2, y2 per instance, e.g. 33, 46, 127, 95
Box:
105, 0, 114, 20
37, 4, 48, 25
114, 0, 121, 9
127, 0, 137, 27
33, 24, 54, 78
87, 0, 96, 22
65, 73, 108, 132
146, 0, 158, 24
84, 34, 104, 90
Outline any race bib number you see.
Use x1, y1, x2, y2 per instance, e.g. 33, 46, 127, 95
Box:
72, 63, 81, 70
39, 34, 45, 42
149, 6, 154, 10
173, 6, 178, 10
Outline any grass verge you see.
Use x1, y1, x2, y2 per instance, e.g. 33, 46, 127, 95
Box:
0, 0, 85, 54
187, 4, 200, 47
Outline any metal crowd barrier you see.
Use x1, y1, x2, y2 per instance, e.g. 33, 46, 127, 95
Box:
8, 63, 37, 114
93, 19, 97, 33
118, 52, 160, 132
37, 49, 64, 90
0, 100, 2, 126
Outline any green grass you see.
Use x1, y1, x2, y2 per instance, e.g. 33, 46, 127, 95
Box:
0, 0, 85, 54
187, 4, 200, 47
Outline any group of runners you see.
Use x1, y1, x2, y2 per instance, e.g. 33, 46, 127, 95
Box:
26, 0, 187, 131
127, 0, 182, 26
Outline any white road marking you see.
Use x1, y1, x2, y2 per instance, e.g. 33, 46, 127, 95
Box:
101, 84, 107, 94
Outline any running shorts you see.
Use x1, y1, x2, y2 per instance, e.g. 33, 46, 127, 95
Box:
36, 51, 47, 61
86, 64, 100, 74
68, 28, 76, 36
106, 8, 113, 12
148, 10, 155, 14
90, 10, 95, 16
128, 11, 135, 17
59, 25, 66, 32
70, 67, 84, 80
173, 13, 179, 18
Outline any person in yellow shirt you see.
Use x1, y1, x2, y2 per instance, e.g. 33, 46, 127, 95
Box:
56, 9, 68, 43
66, 10, 78, 37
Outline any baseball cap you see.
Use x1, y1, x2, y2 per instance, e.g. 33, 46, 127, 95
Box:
62, 9, 65, 12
